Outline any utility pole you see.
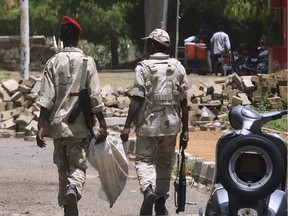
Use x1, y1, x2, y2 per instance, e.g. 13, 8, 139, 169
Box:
175, 0, 180, 59
20, 0, 30, 80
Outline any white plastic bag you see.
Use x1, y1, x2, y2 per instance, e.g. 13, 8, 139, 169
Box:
86, 134, 128, 207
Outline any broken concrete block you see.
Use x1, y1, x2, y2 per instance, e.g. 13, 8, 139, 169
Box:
0, 102, 7, 112
231, 96, 243, 106
11, 91, 23, 102
213, 84, 223, 98
15, 112, 34, 126
237, 93, 251, 105
201, 94, 212, 103
22, 75, 38, 88
242, 77, 255, 92
1, 118, 16, 129
0, 86, 11, 102
1, 79, 19, 94
116, 96, 130, 109
31, 81, 41, 93
18, 84, 31, 93
0, 110, 14, 121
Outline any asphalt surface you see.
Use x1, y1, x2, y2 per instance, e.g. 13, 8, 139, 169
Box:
0, 138, 210, 216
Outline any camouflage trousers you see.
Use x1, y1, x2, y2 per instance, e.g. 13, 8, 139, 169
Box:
53, 137, 89, 206
135, 135, 177, 199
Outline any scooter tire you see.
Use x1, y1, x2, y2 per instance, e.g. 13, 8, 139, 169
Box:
218, 134, 284, 201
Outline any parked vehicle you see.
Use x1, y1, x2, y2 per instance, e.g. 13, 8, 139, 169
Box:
232, 47, 269, 76
205, 105, 287, 216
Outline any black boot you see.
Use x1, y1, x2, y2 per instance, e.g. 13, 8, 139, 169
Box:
140, 184, 156, 216
155, 196, 168, 215
64, 184, 78, 216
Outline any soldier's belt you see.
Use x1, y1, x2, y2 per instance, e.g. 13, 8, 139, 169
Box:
150, 93, 173, 101
70, 92, 80, 97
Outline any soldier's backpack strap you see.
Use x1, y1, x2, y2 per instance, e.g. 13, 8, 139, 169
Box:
167, 58, 180, 74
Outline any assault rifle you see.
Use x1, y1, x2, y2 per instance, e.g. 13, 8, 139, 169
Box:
174, 138, 187, 214
67, 57, 95, 134
68, 88, 95, 133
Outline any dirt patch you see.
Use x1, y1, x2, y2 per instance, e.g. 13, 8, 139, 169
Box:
182, 130, 224, 161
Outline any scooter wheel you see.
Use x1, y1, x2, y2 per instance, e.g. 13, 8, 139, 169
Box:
218, 134, 284, 201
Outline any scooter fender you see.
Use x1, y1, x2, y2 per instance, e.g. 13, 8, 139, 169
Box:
205, 186, 287, 215
205, 183, 229, 215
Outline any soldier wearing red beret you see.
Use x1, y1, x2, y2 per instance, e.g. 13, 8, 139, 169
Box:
37, 16, 107, 216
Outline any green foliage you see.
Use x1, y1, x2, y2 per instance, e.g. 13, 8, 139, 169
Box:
172, 157, 195, 177
264, 115, 288, 132
79, 40, 111, 68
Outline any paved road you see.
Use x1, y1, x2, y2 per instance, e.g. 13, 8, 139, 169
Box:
0, 138, 210, 216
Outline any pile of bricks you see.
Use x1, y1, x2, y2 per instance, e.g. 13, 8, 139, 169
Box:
0, 36, 56, 71
0, 70, 286, 138
0, 76, 41, 138
188, 70, 287, 126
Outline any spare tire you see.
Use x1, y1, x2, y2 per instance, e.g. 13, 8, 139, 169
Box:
218, 134, 284, 201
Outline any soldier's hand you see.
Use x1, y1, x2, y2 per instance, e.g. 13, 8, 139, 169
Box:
120, 127, 130, 142
36, 130, 46, 148
96, 127, 108, 144
180, 131, 189, 150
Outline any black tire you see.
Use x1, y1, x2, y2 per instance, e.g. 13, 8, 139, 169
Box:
218, 134, 284, 201
232, 58, 247, 76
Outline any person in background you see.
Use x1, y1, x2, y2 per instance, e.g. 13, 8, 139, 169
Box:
120, 29, 189, 216
210, 24, 231, 76
197, 20, 213, 74
36, 16, 107, 216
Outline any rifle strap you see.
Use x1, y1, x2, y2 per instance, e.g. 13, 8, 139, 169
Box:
80, 57, 89, 89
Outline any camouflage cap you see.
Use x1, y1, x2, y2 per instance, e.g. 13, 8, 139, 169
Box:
142, 29, 170, 47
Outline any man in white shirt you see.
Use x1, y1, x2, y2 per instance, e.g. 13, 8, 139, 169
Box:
210, 25, 231, 76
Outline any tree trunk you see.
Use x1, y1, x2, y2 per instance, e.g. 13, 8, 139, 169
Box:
110, 33, 119, 67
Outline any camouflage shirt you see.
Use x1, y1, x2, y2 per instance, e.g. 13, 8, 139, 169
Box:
38, 47, 104, 139
132, 52, 189, 136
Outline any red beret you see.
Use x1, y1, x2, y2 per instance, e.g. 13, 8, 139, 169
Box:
61, 16, 82, 35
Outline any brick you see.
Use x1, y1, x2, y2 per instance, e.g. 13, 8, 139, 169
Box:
237, 93, 251, 105
231, 96, 243, 106
0, 86, 11, 102
31, 81, 41, 93
24, 119, 38, 136
11, 91, 23, 102
15, 112, 34, 126
231, 73, 242, 86
201, 94, 212, 103
242, 77, 255, 92
0, 102, 7, 112
213, 84, 223, 98
0, 110, 14, 121
22, 75, 38, 88
1, 79, 19, 94
18, 84, 31, 93
116, 96, 130, 109
1, 118, 16, 129
279, 86, 288, 98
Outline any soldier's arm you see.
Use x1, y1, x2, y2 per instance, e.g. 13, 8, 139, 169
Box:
36, 107, 51, 148
120, 96, 143, 142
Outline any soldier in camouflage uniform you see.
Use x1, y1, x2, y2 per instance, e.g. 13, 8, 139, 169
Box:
121, 29, 189, 216
36, 16, 107, 216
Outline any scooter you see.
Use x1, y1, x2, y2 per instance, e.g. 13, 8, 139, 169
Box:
232, 47, 269, 76
205, 105, 287, 216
